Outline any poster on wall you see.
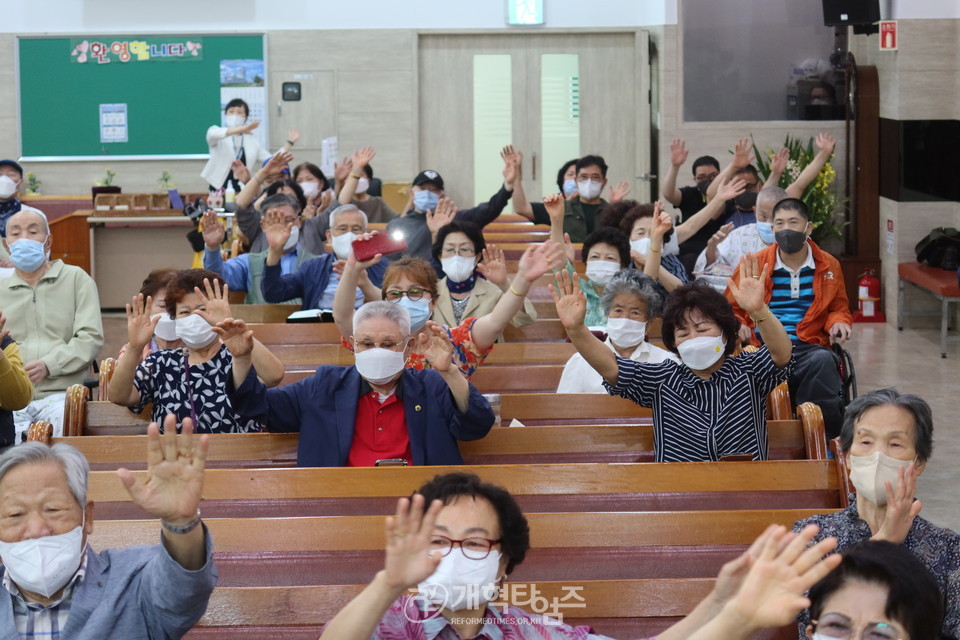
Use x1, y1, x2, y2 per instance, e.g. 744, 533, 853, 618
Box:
71, 37, 203, 64
219, 59, 268, 151
99, 103, 128, 143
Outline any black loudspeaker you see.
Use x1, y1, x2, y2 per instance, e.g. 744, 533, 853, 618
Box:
822, 0, 880, 26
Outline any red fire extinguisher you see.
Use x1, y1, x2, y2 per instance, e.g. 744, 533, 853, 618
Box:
853, 269, 885, 323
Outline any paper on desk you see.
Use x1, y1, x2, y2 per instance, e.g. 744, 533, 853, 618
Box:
508, 419, 525, 428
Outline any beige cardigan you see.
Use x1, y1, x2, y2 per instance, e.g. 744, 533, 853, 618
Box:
432, 277, 536, 329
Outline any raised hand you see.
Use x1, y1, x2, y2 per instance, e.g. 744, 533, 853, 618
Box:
475, 245, 507, 287
728, 255, 770, 316
352, 146, 376, 169
241, 120, 260, 135
518, 241, 565, 283
715, 176, 747, 202
126, 293, 161, 349
264, 150, 294, 176
562, 232, 576, 264
732, 137, 755, 169
549, 269, 587, 330
230, 159, 251, 185
347, 232, 384, 271
710, 524, 780, 605
816, 132, 836, 155
194, 277, 232, 326
770, 147, 789, 177
287, 129, 301, 145
261, 207, 294, 252
212, 318, 254, 358
0, 311, 10, 345
871, 463, 922, 544
670, 138, 689, 167
610, 180, 631, 203
426, 197, 457, 236
708, 222, 735, 251
201, 210, 226, 250
334, 157, 354, 185
543, 193, 565, 227
116, 415, 208, 525
383, 495, 445, 590
721, 525, 840, 631
501, 145, 521, 188
649, 203, 673, 240
419, 321, 454, 372
318, 189, 335, 211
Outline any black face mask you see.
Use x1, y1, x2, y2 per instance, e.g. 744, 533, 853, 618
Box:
696, 180, 711, 195
734, 191, 757, 211
775, 229, 808, 254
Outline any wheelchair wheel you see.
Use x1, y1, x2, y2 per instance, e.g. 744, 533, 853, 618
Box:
832, 344, 857, 406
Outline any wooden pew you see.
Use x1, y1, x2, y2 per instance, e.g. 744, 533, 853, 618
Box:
230, 304, 301, 324
246, 319, 572, 344
84, 460, 845, 520
53, 416, 824, 472
281, 363, 566, 392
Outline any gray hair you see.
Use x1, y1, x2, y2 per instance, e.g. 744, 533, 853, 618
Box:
8, 208, 50, 236
352, 300, 411, 338
600, 268, 666, 319
329, 204, 368, 230
839, 388, 934, 464
258, 193, 301, 216
756, 186, 788, 211
0, 443, 89, 507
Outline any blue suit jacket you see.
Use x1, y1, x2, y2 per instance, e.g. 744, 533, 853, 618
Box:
0, 532, 217, 639
229, 365, 495, 467
260, 253, 386, 309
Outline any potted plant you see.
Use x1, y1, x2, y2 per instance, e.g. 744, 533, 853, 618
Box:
752, 135, 846, 250
157, 170, 175, 191
24, 172, 42, 195
91, 168, 121, 201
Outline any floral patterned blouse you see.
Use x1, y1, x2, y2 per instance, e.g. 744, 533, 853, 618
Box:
341, 316, 492, 379
133, 345, 263, 433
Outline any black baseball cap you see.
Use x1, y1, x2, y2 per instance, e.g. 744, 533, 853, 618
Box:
413, 170, 444, 190
0, 160, 23, 177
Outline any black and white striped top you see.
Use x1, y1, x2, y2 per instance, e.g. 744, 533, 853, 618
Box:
602, 346, 791, 462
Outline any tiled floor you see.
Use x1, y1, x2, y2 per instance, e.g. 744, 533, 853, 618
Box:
99, 315, 960, 530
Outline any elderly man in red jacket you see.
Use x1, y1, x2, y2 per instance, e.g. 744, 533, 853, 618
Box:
727, 197, 852, 439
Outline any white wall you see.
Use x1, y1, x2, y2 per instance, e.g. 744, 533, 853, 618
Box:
890, 0, 960, 19
4, 0, 678, 33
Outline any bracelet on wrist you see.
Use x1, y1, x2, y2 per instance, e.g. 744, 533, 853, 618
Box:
508, 284, 527, 298
161, 510, 202, 535
649, 246, 662, 253
286, 139, 295, 146
350, 174, 362, 180
750, 310, 773, 325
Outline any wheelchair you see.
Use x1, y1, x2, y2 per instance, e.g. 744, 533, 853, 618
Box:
832, 343, 857, 407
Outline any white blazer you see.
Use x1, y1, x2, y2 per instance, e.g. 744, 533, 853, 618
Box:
200, 126, 271, 188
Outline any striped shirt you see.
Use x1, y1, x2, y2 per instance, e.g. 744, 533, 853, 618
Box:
4, 552, 88, 639
768, 246, 816, 343
603, 346, 790, 462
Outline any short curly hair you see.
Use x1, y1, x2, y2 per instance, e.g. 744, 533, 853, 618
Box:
618, 203, 656, 238
661, 281, 740, 356
164, 269, 223, 318
139, 269, 177, 300
415, 473, 530, 575
598, 200, 640, 231
381, 256, 439, 300
581, 227, 630, 268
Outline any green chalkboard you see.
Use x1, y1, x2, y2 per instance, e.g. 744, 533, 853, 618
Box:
18, 35, 264, 159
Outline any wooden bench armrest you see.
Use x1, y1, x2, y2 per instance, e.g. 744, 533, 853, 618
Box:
26, 422, 53, 444
63, 384, 90, 438
98, 357, 117, 402
829, 437, 852, 508
797, 402, 827, 460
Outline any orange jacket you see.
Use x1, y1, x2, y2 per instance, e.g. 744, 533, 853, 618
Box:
726, 240, 853, 347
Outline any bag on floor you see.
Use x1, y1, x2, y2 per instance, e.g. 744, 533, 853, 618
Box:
915, 227, 960, 270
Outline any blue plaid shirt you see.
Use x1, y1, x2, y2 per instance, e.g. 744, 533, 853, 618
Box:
3, 552, 87, 639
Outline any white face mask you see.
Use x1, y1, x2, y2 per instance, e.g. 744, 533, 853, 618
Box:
299, 181, 319, 199
354, 346, 406, 386
630, 233, 679, 258
606, 317, 647, 349
0, 175, 18, 199
331, 231, 357, 260
577, 179, 603, 200
175, 314, 218, 349
152, 313, 179, 342
848, 451, 914, 506
224, 114, 245, 128
0, 521, 85, 598
677, 335, 726, 370
585, 260, 620, 286
441, 256, 477, 284
283, 225, 300, 252
355, 177, 370, 195
418, 551, 502, 612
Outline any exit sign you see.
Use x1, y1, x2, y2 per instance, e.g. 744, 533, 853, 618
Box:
507, 0, 544, 25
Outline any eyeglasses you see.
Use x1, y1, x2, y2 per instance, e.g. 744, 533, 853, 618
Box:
813, 614, 904, 640
694, 173, 719, 183
429, 535, 501, 560
441, 247, 476, 258
384, 287, 431, 302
